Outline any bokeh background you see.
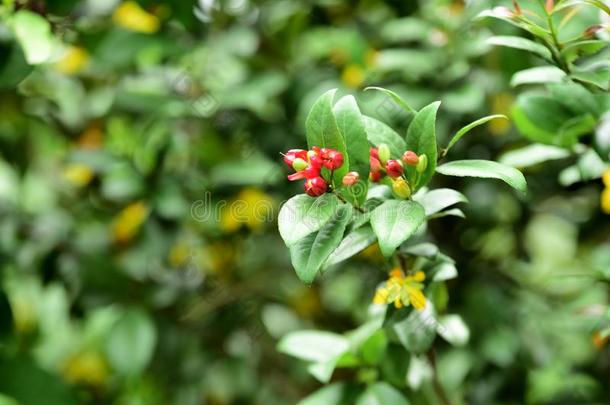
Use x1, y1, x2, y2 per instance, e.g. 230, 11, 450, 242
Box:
0, 0, 609, 404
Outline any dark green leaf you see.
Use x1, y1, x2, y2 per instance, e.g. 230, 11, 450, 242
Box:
405, 101, 440, 189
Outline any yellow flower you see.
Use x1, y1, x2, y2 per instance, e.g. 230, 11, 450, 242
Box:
112, 201, 149, 243
112, 1, 160, 34
341, 64, 365, 88
62, 351, 109, 387
55, 46, 89, 75
63, 164, 94, 187
373, 269, 426, 310
601, 187, 610, 214
220, 188, 274, 233
168, 243, 190, 268
603, 169, 610, 188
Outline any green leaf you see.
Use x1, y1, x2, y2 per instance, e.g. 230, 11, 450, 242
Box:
570, 68, 610, 91
324, 226, 376, 268
278, 330, 350, 363
106, 308, 157, 376
392, 303, 437, 354
298, 383, 347, 405
511, 94, 573, 145
477, 8, 550, 38
486, 36, 552, 60
510, 66, 566, 87
499, 144, 571, 168
436, 160, 527, 193
361, 330, 388, 365
289, 204, 353, 283
305, 89, 348, 185
355, 382, 410, 405
278, 194, 339, 246
405, 101, 441, 189
553, 0, 610, 15
549, 82, 602, 117
334, 95, 370, 204
370, 200, 425, 257
446, 114, 507, 151
363, 116, 406, 157
561, 40, 610, 63
364, 87, 416, 114
414, 188, 468, 217
12, 10, 57, 65
437, 315, 470, 346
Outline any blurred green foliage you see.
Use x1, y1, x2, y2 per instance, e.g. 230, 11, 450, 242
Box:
0, 0, 609, 404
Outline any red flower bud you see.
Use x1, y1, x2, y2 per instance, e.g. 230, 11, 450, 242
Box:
324, 150, 344, 170
370, 147, 379, 160
386, 159, 404, 178
401, 151, 419, 166
369, 171, 383, 182
288, 166, 319, 181
370, 156, 382, 173
342, 171, 360, 186
305, 176, 327, 196
283, 149, 307, 167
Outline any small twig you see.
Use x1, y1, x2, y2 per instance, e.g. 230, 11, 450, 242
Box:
426, 349, 453, 405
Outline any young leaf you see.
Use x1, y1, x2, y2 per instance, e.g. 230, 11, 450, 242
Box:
405, 101, 441, 189
510, 66, 566, 87
278, 194, 339, 247
305, 89, 348, 185
414, 188, 468, 217
289, 204, 353, 283
355, 382, 410, 405
364, 86, 416, 114
477, 8, 550, 38
324, 226, 376, 268
486, 36, 552, 60
446, 114, 507, 151
334, 95, 370, 204
363, 116, 406, 157
436, 160, 527, 193
370, 200, 425, 257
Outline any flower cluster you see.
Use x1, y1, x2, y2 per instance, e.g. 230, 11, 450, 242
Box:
373, 268, 426, 310
283, 147, 344, 197
369, 144, 427, 199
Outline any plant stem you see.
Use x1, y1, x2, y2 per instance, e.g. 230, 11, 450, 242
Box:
334, 191, 367, 213
426, 349, 453, 405
546, 11, 571, 74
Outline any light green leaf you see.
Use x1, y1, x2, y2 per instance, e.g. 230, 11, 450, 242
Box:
363, 116, 406, 157
405, 101, 441, 189
289, 204, 353, 283
499, 144, 571, 168
12, 10, 57, 65
561, 40, 610, 63
106, 308, 157, 376
553, 0, 610, 15
364, 87, 416, 114
298, 383, 346, 405
414, 188, 468, 217
324, 226, 376, 268
334, 95, 370, 204
570, 68, 610, 91
510, 67, 566, 87
305, 89, 348, 185
432, 263, 458, 282
446, 114, 507, 151
437, 315, 470, 346
370, 200, 425, 257
278, 194, 339, 246
477, 8, 550, 38
436, 160, 527, 193
278, 330, 350, 363
355, 382, 410, 405
486, 36, 552, 60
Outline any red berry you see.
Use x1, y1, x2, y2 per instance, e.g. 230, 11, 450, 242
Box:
369, 171, 383, 182
305, 176, 327, 196
325, 150, 344, 170
283, 149, 307, 167
386, 159, 404, 178
402, 151, 419, 166
342, 171, 359, 186
370, 147, 379, 160
370, 156, 382, 173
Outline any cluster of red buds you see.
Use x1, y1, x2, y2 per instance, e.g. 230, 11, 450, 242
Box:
369, 143, 427, 198
283, 147, 345, 197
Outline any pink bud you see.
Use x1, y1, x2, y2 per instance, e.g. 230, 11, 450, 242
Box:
402, 151, 419, 166
305, 176, 327, 196
342, 171, 360, 186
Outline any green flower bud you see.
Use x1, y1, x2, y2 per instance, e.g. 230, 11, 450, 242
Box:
292, 158, 308, 172
392, 178, 411, 199
378, 143, 390, 165
416, 154, 428, 174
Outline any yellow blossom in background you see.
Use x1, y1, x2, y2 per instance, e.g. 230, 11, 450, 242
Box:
55, 46, 89, 75
489, 92, 514, 135
168, 242, 190, 268
341, 64, 365, 88
220, 188, 275, 233
204, 242, 237, 275
373, 269, 426, 310
63, 164, 94, 187
358, 243, 384, 263
62, 352, 109, 387
601, 187, 610, 214
112, 201, 149, 243
364, 48, 379, 68
603, 169, 610, 188
113, 1, 160, 34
